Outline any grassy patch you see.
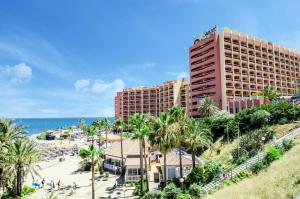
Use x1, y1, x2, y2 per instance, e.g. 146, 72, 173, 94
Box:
207, 137, 300, 199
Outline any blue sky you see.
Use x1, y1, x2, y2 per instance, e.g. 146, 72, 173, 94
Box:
0, 0, 300, 118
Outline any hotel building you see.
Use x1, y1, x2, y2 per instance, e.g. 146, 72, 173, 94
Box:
115, 79, 189, 121
190, 27, 300, 117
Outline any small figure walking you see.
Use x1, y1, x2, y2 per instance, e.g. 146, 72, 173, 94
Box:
41, 179, 45, 188
72, 182, 77, 193
57, 180, 61, 190
50, 180, 55, 190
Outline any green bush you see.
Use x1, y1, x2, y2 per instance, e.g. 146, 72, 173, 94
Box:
36, 132, 47, 140
250, 160, 266, 174
186, 161, 220, 186
163, 183, 182, 199
133, 180, 147, 196
188, 183, 205, 198
232, 127, 275, 164
281, 139, 294, 152
142, 191, 164, 199
250, 110, 271, 128
264, 146, 281, 165
176, 193, 192, 199
278, 118, 289, 125
21, 186, 35, 197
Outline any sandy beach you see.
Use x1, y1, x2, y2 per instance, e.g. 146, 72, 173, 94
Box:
25, 138, 136, 199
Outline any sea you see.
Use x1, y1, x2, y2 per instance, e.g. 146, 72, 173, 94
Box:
14, 117, 114, 136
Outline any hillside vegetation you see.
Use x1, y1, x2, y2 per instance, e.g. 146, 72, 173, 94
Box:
207, 136, 300, 199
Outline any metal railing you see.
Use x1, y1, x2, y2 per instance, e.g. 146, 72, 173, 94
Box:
203, 127, 300, 191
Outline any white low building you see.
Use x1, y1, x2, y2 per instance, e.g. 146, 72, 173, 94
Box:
160, 150, 202, 181
104, 139, 150, 182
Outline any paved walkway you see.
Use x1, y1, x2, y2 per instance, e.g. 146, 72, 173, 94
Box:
203, 127, 300, 191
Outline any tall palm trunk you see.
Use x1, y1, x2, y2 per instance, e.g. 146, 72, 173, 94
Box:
98, 133, 101, 148
179, 145, 183, 178
16, 165, 22, 196
192, 150, 196, 169
105, 130, 108, 148
163, 153, 167, 188
143, 139, 149, 191
139, 140, 144, 193
91, 156, 95, 199
120, 131, 124, 171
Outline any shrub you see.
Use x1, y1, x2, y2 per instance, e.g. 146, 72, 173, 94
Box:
232, 127, 275, 164
104, 172, 109, 178
142, 191, 164, 199
264, 146, 281, 165
281, 139, 294, 152
188, 183, 205, 198
186, 161, 221, 186
203, 161, 221, 183
278, 117, 289, 125
163, 183, 182, 199
186, 166, 205, 186
250, 160, 266, 174
176, 193, 192, 199
21, 186, 36, 197
250, 110, 271, 128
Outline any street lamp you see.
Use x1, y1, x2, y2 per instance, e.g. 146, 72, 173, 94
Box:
179, 178, 184, 191
229, 155, 233, 179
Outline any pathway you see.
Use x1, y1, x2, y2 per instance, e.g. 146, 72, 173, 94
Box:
203, 127, 300, 191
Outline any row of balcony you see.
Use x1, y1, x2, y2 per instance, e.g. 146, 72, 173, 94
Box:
224, 39, 300, 60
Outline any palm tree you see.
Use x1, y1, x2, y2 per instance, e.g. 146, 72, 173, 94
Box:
129, 113, 148, 193
185, 118, 212, 168
92, 119, 103, 148
102, 118, 111, 148
0, 119, 26, 145
4, 139, 39, 197
169, 106, 187, 179
79, 144, 103, 199
79, 118, 85, 129
263, 86, 278, 101
0, 119, 26, 191
114, 118, 125, 171
148, 112, 177, 188
198, 96, 219, 116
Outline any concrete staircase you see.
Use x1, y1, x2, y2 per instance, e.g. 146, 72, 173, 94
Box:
203, 127, 300, 191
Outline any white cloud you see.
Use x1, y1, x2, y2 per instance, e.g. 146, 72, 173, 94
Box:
74, 78, 125, 100
92, 79, 125, 94
74, 79, 90, 92
0, 63, 32, 83
166, 71, 189, 80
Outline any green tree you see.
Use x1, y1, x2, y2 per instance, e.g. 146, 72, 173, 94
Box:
0, 119, 26, 193
4, 139, 39, 197
92, 119, 103, 148
185, 118, 212, 168
198, 97, 219, 116
263, 86, 278, 101
114, 118, 125, 171
129, 113, 149, 193
149, 112, 177, 188
169, 106, 187, 179
79, 143, 104, 199
102, 118, 111, 148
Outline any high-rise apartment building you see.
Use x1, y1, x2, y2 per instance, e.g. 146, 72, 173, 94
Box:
190, 27, 300, 117
115, 79, 189, 121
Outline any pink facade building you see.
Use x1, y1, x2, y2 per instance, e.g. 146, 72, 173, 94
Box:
190, 27, 300, 117
115, 79, 189, 121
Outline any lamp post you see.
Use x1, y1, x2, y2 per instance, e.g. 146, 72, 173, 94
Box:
260, 136, 266, 160
237, 122, 240, 159
229, 155, 233, 179
179, 177, 184, 191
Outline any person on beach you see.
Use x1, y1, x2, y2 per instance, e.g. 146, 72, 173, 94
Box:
50, 180, 55, 190
72, 182, 77, 193
41, 179, 45, 188
57, 180, 61, 190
